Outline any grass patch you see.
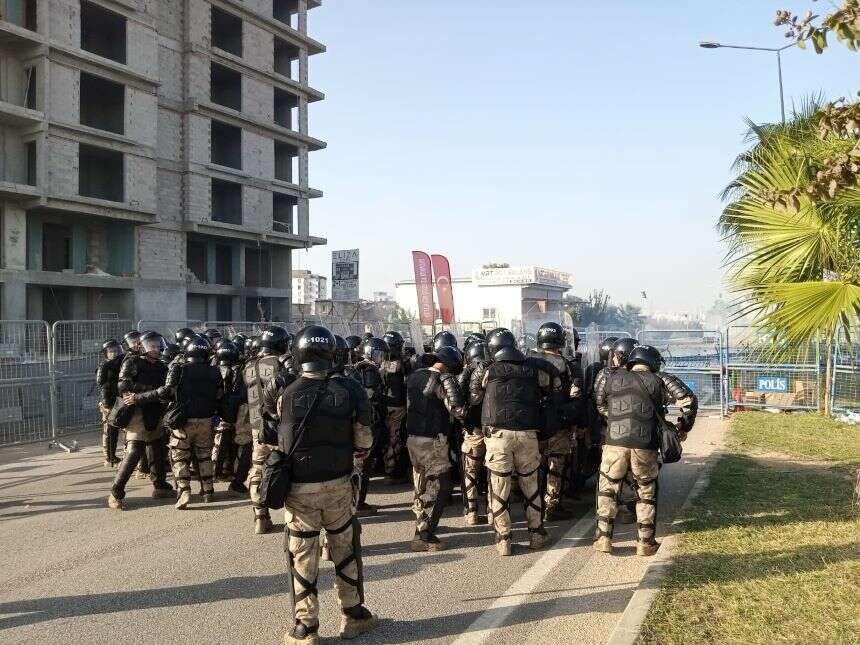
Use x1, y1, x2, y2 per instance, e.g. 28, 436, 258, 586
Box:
730, 411, 860, 466
638, 420, 860, 644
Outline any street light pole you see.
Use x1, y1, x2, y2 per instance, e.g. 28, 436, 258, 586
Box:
699, 41, 796, 124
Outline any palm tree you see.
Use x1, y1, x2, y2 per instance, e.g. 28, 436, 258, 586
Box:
719, 104, 860, 412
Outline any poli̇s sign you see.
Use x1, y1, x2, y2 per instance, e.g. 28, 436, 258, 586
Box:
756, 376, 788, 392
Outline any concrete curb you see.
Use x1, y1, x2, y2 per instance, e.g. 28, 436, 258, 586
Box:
604, 450, 723, 645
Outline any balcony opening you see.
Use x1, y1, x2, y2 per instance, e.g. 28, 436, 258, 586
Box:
2, 0, 37, 31
273, 1, 299, 28
211, 7, 242, 58
245, 247, 271, 288
246, 296, 270, 321
186, 239, 207, 283
274, 141, 298, 183
210, 63, 241, 111
80, 1, 127, 64
273, 37, 299, 78
79, 144, 124, 202
216, 295, 232, 321
210, 120, 242, 169
80, 72, 124, 134
42, 223, 72, 272
215, 244, 233, 285
211, 178, 242, 224
272, 193, 297, 234
274, 88, 298, 129
24, 66, 36, 109
26, 140, 36, 185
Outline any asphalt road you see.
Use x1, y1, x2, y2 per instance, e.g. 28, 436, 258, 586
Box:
0, 417, 724, 644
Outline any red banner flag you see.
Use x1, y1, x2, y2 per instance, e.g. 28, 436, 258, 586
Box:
412, 251, 436, 325
431, 254, 455, 324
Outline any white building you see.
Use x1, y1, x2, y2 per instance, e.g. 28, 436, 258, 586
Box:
394, 265, 573, 332
292, 270, 328, 306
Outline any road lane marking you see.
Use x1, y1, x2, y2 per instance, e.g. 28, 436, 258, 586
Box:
451, 512, 595, 645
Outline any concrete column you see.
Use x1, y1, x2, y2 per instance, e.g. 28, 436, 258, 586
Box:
297, 197, 309, 238
1, 279, 27, 320
237, 243, 246, 286
299, 95, 308, 135
298, 0, 308, 35
299, 144, 308, 189
206, 240, 216, 283
2, 204, 27, 270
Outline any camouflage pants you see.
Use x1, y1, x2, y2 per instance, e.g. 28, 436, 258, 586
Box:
99, 403, 120, 464
543, 428, 572, 507
406, 434, 450, 534
461, 431, 486, 514
596, 445, 659, 542
249, 433, 274, 519
383, 406, 406, 475
285, 477, 363, 627
170, 418, 215, 493
485, 428, 543, 538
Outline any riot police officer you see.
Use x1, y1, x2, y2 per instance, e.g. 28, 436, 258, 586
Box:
108, 332, 173, 509
433, 330, 458, 352
381, 330, 408, 484
153, 335, 224, 509
97, 340, 124, 467
459, 341, 489, 525
213, 341, 247, 487
406, 346, 466, 551
244, 326, 290, 533
279, 326, 377, 644
528, 322, 583, 520
593, 345, 697, 556
350, 337, 388, 516
344, 335, 362, 366
472, 329, 561, 556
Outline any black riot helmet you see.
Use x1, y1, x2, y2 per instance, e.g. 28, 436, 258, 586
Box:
259, 325, 289, 355
232, 333, 248, 352
612, 337, 640, 366
626, 345, 663, 372
383, 330, 405, 356
181, 333, 201, 350
293, 325, 336, 372
174, 327, 195, 345
363, 337, 388, 366
216, 341, 239, 366
161, 342, 181, 364
333, 335, 349, 368
250, 337, 262, 356
571, 328, 582, 350
598, 336, 619, 363
202, 328, 222, 341
433, 330, 458, 351
185, 336, 212, 363
139, 331, 166, 358
101, 339, 123, 361
537, 322, 566, 349
403, 345, 416, 359
362, 332, 374, 341
466, 341, 488, 364
486, 328, 523, 362
430, 346, 464, 375
463, 332, 486, 353
212, 338, 228, 352
345, 335, 362, 351
123, 330, 142, 353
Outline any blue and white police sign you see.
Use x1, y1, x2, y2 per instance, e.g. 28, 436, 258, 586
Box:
756, 376, 788, 392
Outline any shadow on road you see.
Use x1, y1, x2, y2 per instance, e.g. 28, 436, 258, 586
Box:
0, 574, 289, 630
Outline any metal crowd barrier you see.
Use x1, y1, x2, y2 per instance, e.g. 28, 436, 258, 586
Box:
0, 320, 856, 448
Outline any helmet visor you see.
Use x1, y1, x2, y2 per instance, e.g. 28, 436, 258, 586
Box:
105, 346, 122, 360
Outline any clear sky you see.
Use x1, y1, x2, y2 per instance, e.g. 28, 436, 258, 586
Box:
297, 0, 857, 315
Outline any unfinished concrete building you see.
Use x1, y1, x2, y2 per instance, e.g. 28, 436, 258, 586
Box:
0, 0, 326, 322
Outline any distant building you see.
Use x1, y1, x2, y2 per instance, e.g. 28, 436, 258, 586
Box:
395, 265, 574, 332
292, 270, 327, 306
372, 291, 394, 302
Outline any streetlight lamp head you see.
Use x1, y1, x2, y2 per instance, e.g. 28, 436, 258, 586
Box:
699, 41, 721, 49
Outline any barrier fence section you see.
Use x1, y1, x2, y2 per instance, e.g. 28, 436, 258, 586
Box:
0, 321, 52, 445
725, 326, 821, 413
638, 329, 724, 412
832, 327, 859, 415
0, 320, 856, 447
52, 320, 132, 436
